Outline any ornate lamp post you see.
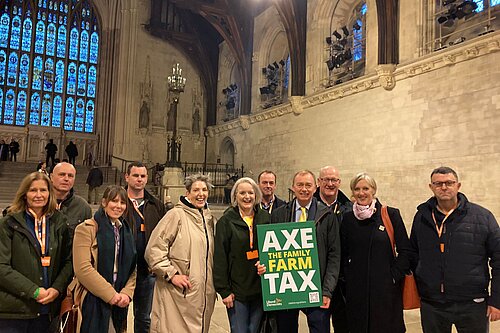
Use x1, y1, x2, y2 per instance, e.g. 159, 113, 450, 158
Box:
166, 63, 186, 167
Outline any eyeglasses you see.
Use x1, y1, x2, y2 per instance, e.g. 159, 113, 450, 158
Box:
432, 181, 457, 188
320, 177, 340, 184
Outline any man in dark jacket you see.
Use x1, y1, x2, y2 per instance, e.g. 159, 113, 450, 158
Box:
9, 139, 20, 161
51, 162, 92, 237
123, 161, 165, 333
86, 163, 104, 204
64, 141, 78, 165
270, 170, 340, 333
45, 139, 57, 167
410, 166, 500, 332
258, 170, 286, 214
314, 165, 352, 333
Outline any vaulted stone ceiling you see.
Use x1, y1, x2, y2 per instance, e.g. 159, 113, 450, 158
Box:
146, 0, 398, 126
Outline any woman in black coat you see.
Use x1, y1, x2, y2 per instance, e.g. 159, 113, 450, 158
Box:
341, 173, 411, 333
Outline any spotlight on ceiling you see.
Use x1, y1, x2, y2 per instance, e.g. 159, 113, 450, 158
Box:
332, 30, 342, 39
342, 26, 350, 36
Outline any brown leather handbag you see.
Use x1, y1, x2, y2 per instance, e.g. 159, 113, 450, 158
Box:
381, 205, 421, 310
57, 289, 78, 333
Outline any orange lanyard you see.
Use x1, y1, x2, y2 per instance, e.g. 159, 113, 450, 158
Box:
432, 208, 455, 252
240, 211, 254, 249
130, 197, 145, 221
28, 208, 47, 256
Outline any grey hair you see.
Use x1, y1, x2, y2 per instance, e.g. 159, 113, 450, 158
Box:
350, 172, 377, 196
184, 174, 213, 191
230, 177, 262, 208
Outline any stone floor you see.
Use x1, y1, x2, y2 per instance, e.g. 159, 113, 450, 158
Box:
128, 299, 500, 332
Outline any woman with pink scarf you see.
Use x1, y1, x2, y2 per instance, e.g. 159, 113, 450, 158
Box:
340, 173, 411, 333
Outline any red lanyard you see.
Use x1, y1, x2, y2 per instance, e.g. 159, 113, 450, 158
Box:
28, 208, 47, 256
431, 208, 455, 253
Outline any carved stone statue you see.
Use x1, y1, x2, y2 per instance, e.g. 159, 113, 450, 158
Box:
139, 101, 150, 129
192, 109, 200, 135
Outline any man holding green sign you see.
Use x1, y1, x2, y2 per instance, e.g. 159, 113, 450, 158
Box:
257, 170, 340, 333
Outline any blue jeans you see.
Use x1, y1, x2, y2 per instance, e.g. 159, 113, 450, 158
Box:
227, 299, 264, 333
133, 272, 155, 333
276, 307, 330, 333
0, 315, 50, 333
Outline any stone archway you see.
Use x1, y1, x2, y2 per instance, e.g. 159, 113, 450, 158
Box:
219, 136, 235, 167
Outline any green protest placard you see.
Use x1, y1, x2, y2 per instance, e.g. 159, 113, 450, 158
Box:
257, 221, 322, 311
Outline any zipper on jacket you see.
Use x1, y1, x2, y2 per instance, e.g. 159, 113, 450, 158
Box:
201, 210, 209, 333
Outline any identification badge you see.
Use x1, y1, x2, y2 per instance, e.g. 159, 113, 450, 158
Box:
141, 224, 145, 232
41, 256, 51, 267
246, 250, 259, 260
379, 225, 385, 231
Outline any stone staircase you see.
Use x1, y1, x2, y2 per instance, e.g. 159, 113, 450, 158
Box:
0, 161, 116, 211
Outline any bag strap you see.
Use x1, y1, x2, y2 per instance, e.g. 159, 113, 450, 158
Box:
381, 205, 396, 257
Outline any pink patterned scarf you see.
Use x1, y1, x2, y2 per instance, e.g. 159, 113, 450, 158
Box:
353, 199, 377, 220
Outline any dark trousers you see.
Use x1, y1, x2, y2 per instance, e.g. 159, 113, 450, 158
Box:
421, 299, 489, 333
133, 272, 155, 333
46, 153, 55, 167
68, 156, 76, 165
330, 283, 349, 333
276, 307, 330, 333
10, 153, 17, 161
227, 298, 264, 333
0, 315, 50, 333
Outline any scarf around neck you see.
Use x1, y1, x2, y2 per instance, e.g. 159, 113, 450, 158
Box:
353, 199, 377, 220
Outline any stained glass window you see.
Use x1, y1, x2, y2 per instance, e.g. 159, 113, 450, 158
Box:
52, 95, 62, 127
46, 23, 56, 56
19, 54, 30, 88
41, 94, 51, 126
7, 52, 18, 86
77, 64, 86, 96
69, 27, 78, 60
87, 65, 96, 98
32, 56, 43, 90
75, 98, 84, 131
4, 89, 16, 125
16, 90, 27, 125
0, 90, 3, 120
0, 0, 99, 131
67, 62, 76, 95
79, 30, 88, 62
0, 14, 10, 48
10, 16, 21, 50
85, 100, 94, 132
90, 31, 98, 64
55, 60, 65, 93
22, 18, 32, 52
64, 97, 74, 130
30, 92, 41, 124
35, 21, 45, 54
43, 58, 54, 91
0, 50, 6, 86
56, 25, 66, 57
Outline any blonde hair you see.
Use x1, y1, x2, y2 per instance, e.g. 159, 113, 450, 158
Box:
350, 172, 377, 196
231, 177, 262, 208
8, 172, 57, 216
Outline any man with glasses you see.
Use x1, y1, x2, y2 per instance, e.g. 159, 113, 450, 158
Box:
270, 170, 340, 333
314, 166, 351, 332
258, 170, 286, 214
410, 166, 500, 333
